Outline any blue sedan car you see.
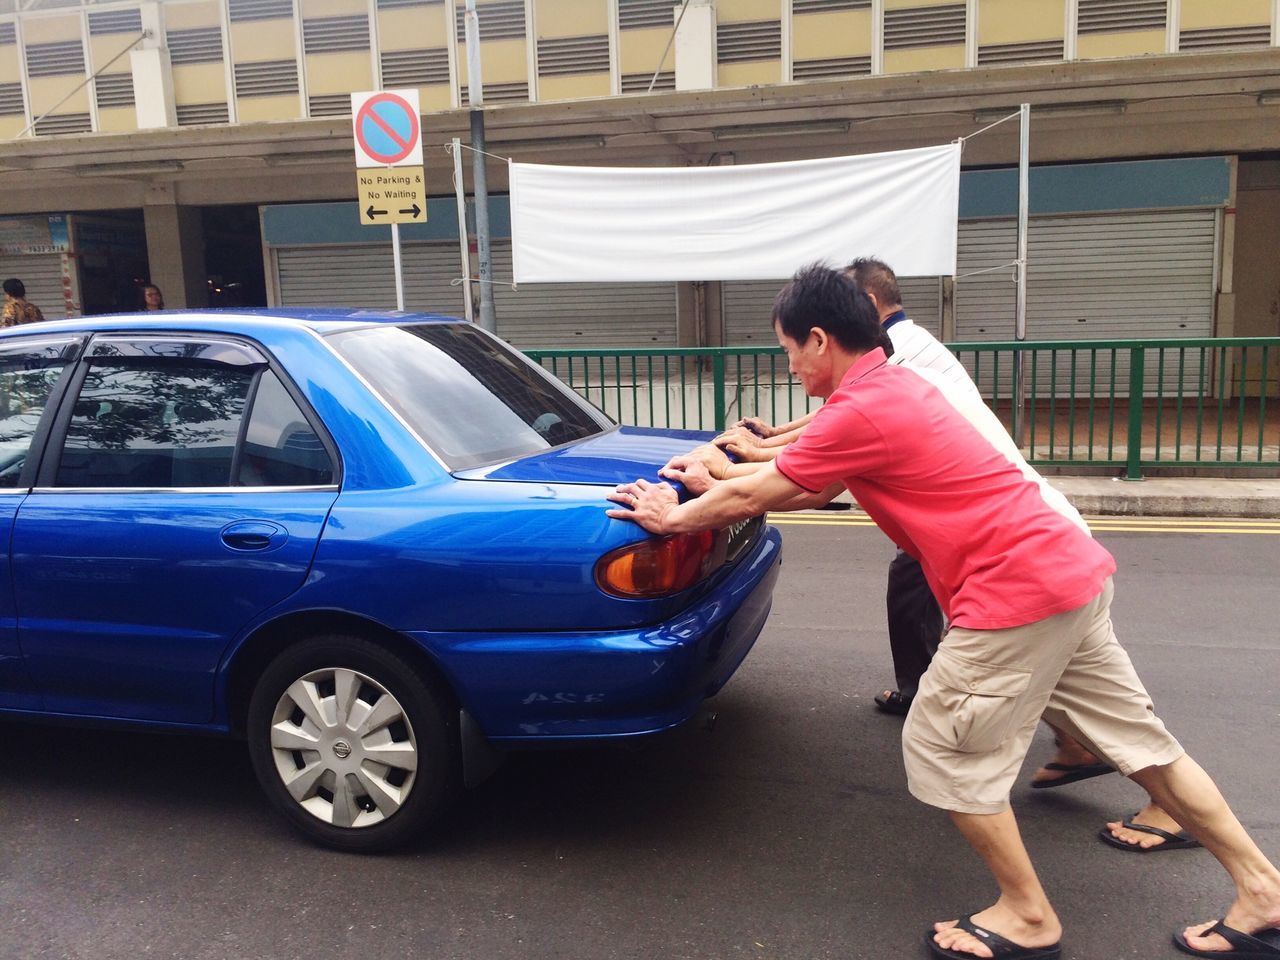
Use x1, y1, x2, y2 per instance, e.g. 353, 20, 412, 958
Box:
0, 311, 782, 851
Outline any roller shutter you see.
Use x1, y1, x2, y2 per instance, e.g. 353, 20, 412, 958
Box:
275, 243, 467, 315
274, 242, 677, 348
488, 243, 678, 350
722, 276, 943, 345
0, 254, 66, 319
953, 209, 1218, 396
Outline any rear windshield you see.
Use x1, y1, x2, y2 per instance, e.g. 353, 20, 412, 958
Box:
328, 323, 612, 470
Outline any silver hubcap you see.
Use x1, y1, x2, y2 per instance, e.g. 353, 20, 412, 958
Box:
268, 667, 419, 829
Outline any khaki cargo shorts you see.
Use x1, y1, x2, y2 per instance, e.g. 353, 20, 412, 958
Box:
902, 579, 1185, 814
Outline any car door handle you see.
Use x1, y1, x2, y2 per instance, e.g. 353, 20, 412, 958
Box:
220, 520, 287, 552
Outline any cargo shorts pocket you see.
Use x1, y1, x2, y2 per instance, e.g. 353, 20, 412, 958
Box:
915, 651, 1033, 754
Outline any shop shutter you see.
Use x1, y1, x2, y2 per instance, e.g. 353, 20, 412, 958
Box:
722, 276, 943, 345
953, 209, 1218, 396
0, 254, 66, 319
488, 243, 678, 350
274, 243, 466, 315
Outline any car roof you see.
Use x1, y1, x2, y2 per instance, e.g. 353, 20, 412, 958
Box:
0, 308, 466, 339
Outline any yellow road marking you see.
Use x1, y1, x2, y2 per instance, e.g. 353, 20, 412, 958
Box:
765, 513, 1280, 534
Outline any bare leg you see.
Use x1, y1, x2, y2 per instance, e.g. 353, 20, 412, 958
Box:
1034, 723, 1190, 850
1029, 724, 1102, 785
931, 809, 1062, 958
1130, 755, 1280, 952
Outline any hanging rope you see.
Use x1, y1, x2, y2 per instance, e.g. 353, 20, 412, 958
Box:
954, 109, 1021, 151
955, 260, 1022, 281
447, 140, 511, 164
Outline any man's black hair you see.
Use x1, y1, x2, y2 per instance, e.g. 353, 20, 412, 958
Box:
846, 256, 902, 309
2, 278, 25, 299
772, 263, 883, 353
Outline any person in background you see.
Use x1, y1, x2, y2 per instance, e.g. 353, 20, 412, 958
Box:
2, 278, 45, 327
142, 284, 165, 311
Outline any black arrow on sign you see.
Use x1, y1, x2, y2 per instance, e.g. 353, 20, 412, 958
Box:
366, 205, 388, 219
399, 204, 422, 217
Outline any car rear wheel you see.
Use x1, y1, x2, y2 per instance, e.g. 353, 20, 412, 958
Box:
247, 634, 458, 853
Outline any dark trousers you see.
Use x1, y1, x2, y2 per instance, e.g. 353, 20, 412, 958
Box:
886, 549, 944, 699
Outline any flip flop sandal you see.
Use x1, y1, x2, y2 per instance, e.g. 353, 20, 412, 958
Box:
925, 915, 1062, 960
1098, 817, 1202, 853
1028, 761, 1114, 789
1173, 920, 1280, 958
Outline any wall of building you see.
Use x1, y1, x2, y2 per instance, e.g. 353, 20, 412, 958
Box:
0, 0, 1275, 138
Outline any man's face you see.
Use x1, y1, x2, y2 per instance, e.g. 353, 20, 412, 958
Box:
774, 322, 834, 398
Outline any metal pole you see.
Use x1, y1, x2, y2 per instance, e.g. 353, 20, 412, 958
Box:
451, 138, 474, 323
465, 0, 497, 333
391, 220, 405, 311
1013, 102, 1030, 447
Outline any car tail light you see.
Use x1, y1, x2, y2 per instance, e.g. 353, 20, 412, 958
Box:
595, 530, 716, 598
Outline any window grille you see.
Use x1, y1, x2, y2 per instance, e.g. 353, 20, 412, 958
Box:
167, 26, 224, 65
1178, 25, 1269, 51
0, 80, 23, 115
26, 39, 85, 77
234, 59, 299, 97
176, 102, 231, 125
717, 19, 781, 63
88, 9, 142, 35
620, 70, 674, 92
381, 47, 450, 85
303, 15, 370, 53
977, 38, 1064, 65
0, 23, 15, 45
618, 0, 672, 29
34, 112, 91, 135
229, 0, 293, 23
883, 3, 965, 49
792, 0, 869, 13
308, 93, 351, 116
537, 34, 608, 75
459, 80, 527, 102
94, 72, 134, 109
1077, 0, 1164, 35
378, 0, 442, 6
792, 54, 871, 79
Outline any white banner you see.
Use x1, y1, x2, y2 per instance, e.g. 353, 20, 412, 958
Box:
509, 142, 960, 283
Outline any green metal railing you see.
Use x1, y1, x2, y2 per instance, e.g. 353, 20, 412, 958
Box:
527, 337, 1280, 479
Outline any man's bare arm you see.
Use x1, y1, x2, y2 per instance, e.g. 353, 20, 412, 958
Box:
607, 461, 840, 535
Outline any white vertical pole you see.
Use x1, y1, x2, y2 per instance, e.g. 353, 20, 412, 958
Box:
451, 138, 474, 322
391, 220, 405, 311
1014, 102, 1030, 446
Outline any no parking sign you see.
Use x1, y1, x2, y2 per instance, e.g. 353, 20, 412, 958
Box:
351, 89, 423, 169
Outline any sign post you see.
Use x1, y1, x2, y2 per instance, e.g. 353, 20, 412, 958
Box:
351, 89, 427, 311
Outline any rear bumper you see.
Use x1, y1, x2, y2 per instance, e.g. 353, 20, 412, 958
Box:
413, 526, 782, 742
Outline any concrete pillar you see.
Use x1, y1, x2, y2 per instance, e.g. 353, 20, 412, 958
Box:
143, 189, 205, 309
132, 3, 176, 129
674, 0, 715, 91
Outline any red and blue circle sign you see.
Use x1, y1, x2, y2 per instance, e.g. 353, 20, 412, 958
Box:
351, 90, 423, 168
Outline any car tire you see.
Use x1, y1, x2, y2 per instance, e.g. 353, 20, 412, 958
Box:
246, 634, 459, 853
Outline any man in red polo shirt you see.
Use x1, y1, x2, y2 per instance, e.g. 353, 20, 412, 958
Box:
606, 264, 1280, 960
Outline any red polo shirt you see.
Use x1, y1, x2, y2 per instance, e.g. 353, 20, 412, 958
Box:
774, 348, 1115, 630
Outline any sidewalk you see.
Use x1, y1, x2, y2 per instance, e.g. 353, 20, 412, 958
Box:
1045, 476, 1280, 518
832, 476, 1280, 518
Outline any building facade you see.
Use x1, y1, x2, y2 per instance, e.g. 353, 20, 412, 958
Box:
0, 0, 1277, 376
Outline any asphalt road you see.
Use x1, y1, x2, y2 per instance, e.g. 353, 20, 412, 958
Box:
1, 519, 1277, 960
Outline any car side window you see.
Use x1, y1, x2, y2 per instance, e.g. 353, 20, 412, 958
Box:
236, 371, 334, 487
55, 359, 254, 488
0, 340, 78, 488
